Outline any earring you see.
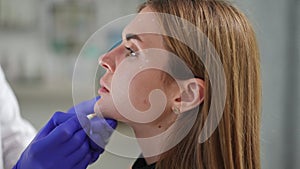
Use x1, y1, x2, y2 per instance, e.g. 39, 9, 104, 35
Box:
172, 106, 181, 115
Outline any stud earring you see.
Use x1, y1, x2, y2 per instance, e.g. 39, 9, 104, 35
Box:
172, 106, 181, 115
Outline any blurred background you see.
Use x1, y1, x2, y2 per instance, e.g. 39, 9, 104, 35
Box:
0, 0, 299, 169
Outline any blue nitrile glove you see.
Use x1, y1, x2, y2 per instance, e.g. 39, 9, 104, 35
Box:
13, 112, 92, 169
87, 116, 117, 163
66, 97, 117, 163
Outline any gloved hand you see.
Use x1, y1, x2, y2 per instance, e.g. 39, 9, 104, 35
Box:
13, 112, 92, 169
13, 97, 117, 169
67, 97, 117, 163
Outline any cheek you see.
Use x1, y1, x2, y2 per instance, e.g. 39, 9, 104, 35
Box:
129, 70, 166, 111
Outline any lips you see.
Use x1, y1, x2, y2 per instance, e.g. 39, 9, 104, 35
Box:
99, 79, 110, 94
99, 86, 110, 94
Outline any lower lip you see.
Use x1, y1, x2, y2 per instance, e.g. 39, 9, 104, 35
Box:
99, 87, 109, 94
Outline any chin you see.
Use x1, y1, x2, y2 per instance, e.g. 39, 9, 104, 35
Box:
94, 100, 126, 121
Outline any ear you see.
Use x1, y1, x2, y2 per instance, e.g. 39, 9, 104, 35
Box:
173, 78, 205, 113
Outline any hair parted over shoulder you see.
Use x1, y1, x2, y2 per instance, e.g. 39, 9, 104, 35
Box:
139, 0, 261, 169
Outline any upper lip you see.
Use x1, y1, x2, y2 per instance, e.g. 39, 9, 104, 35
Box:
100, 79, 110, 92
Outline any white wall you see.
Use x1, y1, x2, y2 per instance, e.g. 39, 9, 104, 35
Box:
238, 0, 300, 169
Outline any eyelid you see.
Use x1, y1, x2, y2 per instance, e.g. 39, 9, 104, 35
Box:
125, 46, 137, 57
123, 37, 139, 56
125, 46, 134, 52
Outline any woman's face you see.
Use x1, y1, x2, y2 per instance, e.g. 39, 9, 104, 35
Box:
95, 7, 178, 124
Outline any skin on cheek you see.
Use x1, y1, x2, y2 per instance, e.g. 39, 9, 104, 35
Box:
143, 99, 148, 104
129, 85, 151, 112
128, 70, 165, 112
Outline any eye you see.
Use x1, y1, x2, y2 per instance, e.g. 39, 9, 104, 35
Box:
125, 46, 137, 57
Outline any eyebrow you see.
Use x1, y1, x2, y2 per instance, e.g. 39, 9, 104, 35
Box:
125, 33, 142, 42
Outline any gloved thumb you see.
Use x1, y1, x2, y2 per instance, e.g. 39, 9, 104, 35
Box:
67, 96, 101, 115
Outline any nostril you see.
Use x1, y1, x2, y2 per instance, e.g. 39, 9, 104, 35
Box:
99, 58, 113, 71
99, 57, 108, 69
102, 63, 109, 69
98, 52, 115, 72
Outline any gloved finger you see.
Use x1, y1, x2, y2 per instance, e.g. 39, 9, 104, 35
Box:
106, 118, 118, 129
33, 111, 73, 140
67, 140, 90, 167
73, 153, 92, 169
48, 116, 89, 144
90, 129, 115, 144
90, 130, 113, 147
77, 114, 91, 132
33, 121, 55, 140
67, 96, 100, 115
62, 129, 87, 154
29, 132, 69, 156
89, 134, 106, 151
52, 111, 75, 126
89, 118, 116, 150
90, 118, 117, 133
89, 152, 101, 164
92, 130, 112, 149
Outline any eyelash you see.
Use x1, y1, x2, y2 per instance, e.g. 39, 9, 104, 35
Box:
125, 46, 137, 57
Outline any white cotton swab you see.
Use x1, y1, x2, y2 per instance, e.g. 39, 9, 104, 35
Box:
87, 113, 97, 120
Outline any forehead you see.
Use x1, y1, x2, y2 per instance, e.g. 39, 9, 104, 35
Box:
122, 7, 162, 39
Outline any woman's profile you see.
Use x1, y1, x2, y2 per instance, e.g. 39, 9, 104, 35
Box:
95, 0, 261, 168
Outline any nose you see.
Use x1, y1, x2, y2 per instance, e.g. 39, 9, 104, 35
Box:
99, 52, 115, 72
99, 40, 123, 72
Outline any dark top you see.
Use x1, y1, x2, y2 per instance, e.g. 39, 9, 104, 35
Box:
132, 158, 156, 169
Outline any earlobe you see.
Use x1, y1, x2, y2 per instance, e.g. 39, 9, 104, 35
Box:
173, 78, 205, 114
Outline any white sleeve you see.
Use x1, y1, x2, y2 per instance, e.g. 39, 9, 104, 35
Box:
0, 66, 36, 169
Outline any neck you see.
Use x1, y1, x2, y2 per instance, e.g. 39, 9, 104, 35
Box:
130, 122, 166, 165
128, 112, 178, 165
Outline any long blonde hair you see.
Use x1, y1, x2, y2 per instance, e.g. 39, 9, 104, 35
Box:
139, 0, 261, 169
